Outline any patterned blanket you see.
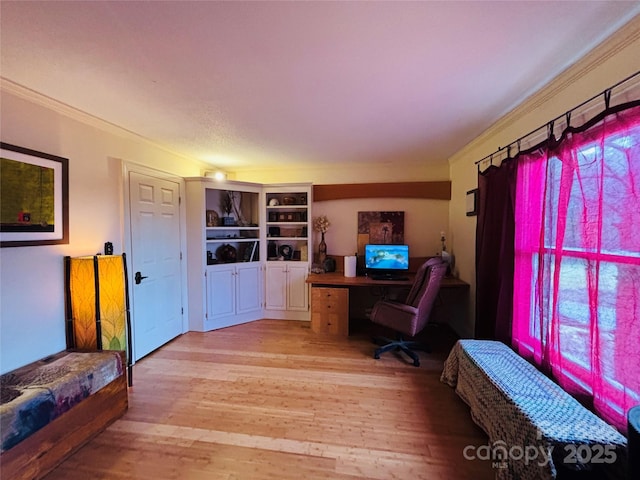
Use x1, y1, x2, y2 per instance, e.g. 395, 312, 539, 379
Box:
441, 339, 627, 480
1, 350, 123, 452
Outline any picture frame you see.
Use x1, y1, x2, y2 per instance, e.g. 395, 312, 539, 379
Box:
357, 211, 405, 256
1, 142, 69, 247
466, 189, 478, 216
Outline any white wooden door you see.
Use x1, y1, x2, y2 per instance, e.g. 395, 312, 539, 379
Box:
129, 172, 183, 361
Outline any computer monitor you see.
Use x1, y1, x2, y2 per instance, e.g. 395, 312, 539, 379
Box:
364, 244, 409, 278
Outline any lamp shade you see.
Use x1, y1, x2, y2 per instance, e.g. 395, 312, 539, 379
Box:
64, 254, 132, 385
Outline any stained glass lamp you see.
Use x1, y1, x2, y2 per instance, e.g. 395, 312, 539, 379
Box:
64, 253, 133, 386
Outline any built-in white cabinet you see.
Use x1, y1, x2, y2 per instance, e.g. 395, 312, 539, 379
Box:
186, 179, 263, 332
264, 263, 309, 313
186, 180, 311, 330
206, 263, 262, 325
264, 187, 310, 262
263, 184, 312, 320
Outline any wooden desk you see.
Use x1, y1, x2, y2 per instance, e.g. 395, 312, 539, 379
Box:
306, 272, 469, 289
306, 272, 469, 335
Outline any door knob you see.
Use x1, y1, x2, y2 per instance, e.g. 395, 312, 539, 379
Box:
135, 271, 148, 284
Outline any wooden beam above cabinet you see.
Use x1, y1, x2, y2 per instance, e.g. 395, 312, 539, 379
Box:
313, 181, 451, 202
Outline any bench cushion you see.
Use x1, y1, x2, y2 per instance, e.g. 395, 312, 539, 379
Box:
1, 350, 123, 452
441, 339, 627, 479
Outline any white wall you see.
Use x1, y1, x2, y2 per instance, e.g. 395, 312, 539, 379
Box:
447, 18, 640, 338
233, 155, 452, 262
0, 88, 203, 373
312, 198, 449, 259
230, 162, 450, 185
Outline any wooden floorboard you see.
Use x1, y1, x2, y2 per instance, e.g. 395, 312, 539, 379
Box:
44, 320, 493, 479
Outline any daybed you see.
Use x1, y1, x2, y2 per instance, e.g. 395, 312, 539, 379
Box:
0, 350, 128, 480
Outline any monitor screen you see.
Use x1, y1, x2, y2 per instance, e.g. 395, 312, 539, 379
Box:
364, 244, 409, 272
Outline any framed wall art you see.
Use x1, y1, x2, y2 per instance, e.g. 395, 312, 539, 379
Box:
466, 188, 478, 217
0, 142, 69, 247
356, 211, 405, 256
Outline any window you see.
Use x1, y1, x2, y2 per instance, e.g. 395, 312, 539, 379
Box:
512, 106, 640, 431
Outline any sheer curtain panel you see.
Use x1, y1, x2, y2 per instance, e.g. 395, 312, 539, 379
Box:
512, 104, 640, 432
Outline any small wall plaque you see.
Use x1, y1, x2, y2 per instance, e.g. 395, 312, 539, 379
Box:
466, 189, 478, 217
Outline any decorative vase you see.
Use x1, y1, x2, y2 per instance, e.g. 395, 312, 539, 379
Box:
318, 232, 327, 264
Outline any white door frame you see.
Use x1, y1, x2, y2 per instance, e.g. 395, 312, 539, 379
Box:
122, 161, 189, 361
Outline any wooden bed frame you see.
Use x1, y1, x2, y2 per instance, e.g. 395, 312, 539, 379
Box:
0, 351, 128, 480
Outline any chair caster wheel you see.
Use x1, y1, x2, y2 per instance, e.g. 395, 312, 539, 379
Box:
374, 354, 380, 360
413, 360, 420, 367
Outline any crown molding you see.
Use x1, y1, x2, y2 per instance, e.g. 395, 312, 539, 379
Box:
0, 77, 210, 170
449, 14, 640, 166
1, 77, 140, 138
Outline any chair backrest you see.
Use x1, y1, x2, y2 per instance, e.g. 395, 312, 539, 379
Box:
405, 257, 447, 332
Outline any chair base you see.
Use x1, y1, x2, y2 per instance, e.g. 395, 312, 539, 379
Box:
372, 334, 430, 367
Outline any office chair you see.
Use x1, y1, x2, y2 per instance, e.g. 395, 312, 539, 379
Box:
370, 257, 447, 366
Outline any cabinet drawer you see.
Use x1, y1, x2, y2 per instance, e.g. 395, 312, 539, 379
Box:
311, 287, 348, 336
311, 287, 346, 311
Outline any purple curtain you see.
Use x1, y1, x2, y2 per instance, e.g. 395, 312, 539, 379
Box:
475, 159, 517, 343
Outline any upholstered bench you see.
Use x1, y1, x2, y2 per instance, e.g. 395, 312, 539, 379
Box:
0, 350, 128, 480
441, 339, 627, 480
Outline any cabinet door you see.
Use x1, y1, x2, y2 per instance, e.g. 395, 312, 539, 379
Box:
236, 263, 262, 314
265, 264, 287, 310
287, 263, 309, 311
207, 265, 235, 319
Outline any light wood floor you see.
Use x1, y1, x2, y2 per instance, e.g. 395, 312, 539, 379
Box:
45, 320, 493, 479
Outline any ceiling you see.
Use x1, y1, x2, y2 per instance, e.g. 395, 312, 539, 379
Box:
1, 1, 639, 173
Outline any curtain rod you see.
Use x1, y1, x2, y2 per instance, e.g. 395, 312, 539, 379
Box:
474, 70, 640, 166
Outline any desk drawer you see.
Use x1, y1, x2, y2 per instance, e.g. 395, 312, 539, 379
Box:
311, 287, 348, 336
